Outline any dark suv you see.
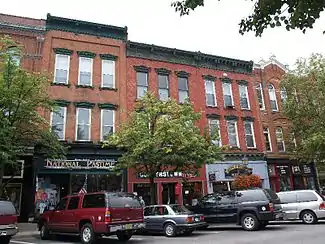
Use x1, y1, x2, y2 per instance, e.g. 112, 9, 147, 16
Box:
38, 192, 144, 244
0, 199, 19, 244
190, 189, 283, 231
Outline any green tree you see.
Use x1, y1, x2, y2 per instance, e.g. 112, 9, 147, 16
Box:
172, 0, 324, 36
281, 54, 325, 163
0, 36, 66, 196
104, 93, 222, 204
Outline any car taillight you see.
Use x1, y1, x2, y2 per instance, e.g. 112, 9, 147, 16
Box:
200, 216, 205, 222
186, 217, 194, 223
105, 209, 111, 223
267, 203, 274, 212
319, 202, 325, 210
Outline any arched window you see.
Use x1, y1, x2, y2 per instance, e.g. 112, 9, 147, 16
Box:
268, 84, 278, 111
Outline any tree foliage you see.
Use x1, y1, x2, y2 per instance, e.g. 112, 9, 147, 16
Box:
0, 36, 66, 195
104, 93, 222, 204
172, 0, 325, 36
282, 54, 325, 164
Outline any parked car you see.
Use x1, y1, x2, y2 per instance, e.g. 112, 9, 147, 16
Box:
143, 204, 207, 237
190, 189, 283, 231
38, 192, 145, 244
277, 190, 325, 224
0, 199, 19, 244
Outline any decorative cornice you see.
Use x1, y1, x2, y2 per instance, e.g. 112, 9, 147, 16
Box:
100, 54, 118, 60
155, 68, 171, 75
206, 114, 220, 119
73, 102, 95, 108
225, 115, 238, 121
242, 116, 255, 122
127, 41, 254, 74
53, 48, 73, 55
54, 100, 70, 107
134, 65, 150, 72
175, 71, 190, 78
220, 77, 232, 83
46, 14, 128, 41
0, 20, 45, 34
77, 51, 96, 58
98, 103, 118, 110
202, 75, 217, 81
237, 80, 248, 86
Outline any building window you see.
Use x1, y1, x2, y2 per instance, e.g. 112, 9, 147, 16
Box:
268, 84, 278, 111
54, 54, 70, 84
101, 109, 114, 141
101, 60, 115, 88
222, 82, 233, 107
7, 46, 20, 66
158, 74, 169, 101
78, 57, 93, 86
276, 127, 285, 152
50, 106, 67, 140
178, 77, 189, 103
239, 84, 250, 109
256, 83, 265, 110
281, 87, 287, 103
205, 80, 216, 106
76, 108, 91, 141
208, 119, 221, 146
244, 121, 256, 148
137, 72, 148, 99
227, 121, 239, 147
263, 127, 272, 152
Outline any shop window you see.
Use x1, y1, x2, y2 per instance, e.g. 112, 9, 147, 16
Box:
54, 54, 70, 84
227, 120, 239, 147
263, 127, 272, 151
222, 82, 233, 107
76, 108, 91, 141
56, 198, 68, 211
256, 83, 265, 110
67, 197, 80, 210
268, 84, 278, 111
137, 71, 148, 99
183, 182, 202, 206
268, 164, 276, 177
82, 194, 106, 208
134, 183, 156, 205
101, 109, 114, 141
158, 74, 169, 101
101, 59, 115, 88
239, 84, 250, 109
244, 121, 256, 148
178, 77, 189, 103
276, 127, 285, 152
50, 106, 67, 140
205, 79, 216, 106
78, 57, 93, 86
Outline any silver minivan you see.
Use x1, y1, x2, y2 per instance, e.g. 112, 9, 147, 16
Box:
277, 190, 325, 224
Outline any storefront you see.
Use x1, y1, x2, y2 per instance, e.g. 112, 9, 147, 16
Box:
206, 154, 270, 194
128, 166, 207, 207
267, 158, 318, 192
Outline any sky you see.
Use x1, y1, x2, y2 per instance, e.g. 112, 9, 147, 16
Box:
2, 0, 325, 67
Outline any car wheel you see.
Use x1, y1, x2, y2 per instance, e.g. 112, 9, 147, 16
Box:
241, 213, 260, 231
117, 231, 132, 241
40, 223, 50, 240
0, 236, 11, 244
301, 210, 318, 224
80, 223, 97, 244
164, 223, 176, 237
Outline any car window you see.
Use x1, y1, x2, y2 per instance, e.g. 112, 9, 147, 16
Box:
0, 201, 17, 215
297, 192, 318, 202
144, 207, 154, 216
278, 192, 297, 204
153, 206, 169, 216
200, 195, 217, 204
56, 198, 68, 211
67, 197, 80, 210
82, 194, 106, 208
218, 195, 236, 205
236, 190, 268, 203
107, 193, 141, 208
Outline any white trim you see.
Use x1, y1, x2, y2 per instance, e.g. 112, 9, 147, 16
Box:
101, 59, 115, 88
53, 54, 70, 84
239, 84, 250, 110
78, 57, 93, 86
205, 79, 217, 107
256, 83, 265, 110
244, 121, 256, 149
100, 109, 115, 141
222, 82, 234, 107
227, 120, 239, 147
264, 127, 272, 152
50, 106, 67, 140
268, 84, 279, 111
75, 108, 91, 141
3, 160, 24, 179
136, 71, 148, 99
158, 74, 170, 101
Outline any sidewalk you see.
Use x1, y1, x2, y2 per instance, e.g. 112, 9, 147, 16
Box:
17, 223, 39, 237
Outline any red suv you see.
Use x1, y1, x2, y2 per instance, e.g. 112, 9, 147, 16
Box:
0, 199, 19, 244
38, 192, 144, 244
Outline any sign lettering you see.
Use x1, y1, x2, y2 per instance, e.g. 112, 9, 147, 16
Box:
45, 159, 116, 170
137, 171, 198, 179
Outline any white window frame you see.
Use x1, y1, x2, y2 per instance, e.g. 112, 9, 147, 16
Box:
100, 109, 115, 141
204, 80, 217, 107
239, 84, 250, 110
222, 82, 234, 107
256, 83, 265, 110
276, 127, 286, 152
101, 59, 115, 88
137, 71, 148, 99
3, 160, 24, 179
208, 119, 222, 147
268, 84, 278, 111
244, 121, 256, 148
78, 57, 93, 86
54, 54, 70, 84
178, 77, 189, 103
50, 106, 67, 141
158, 74, 170, 101
263, 127, 272, 152
227, 120, 239, 147
75, 108, 91, 141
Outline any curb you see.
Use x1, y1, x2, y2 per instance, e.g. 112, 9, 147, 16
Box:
15, 231, 39, 237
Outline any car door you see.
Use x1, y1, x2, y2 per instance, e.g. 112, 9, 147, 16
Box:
194, 195, 218, 223
216, 194, 237, 223
278, 192, 298, 220
148, 206, 167, 231
64, 196, 80, 233
144, 207, 155, 231
48, 198, 68, 232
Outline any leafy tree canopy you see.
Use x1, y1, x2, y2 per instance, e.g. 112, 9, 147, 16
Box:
104, 93, 222, 204
172, 0, 325, 36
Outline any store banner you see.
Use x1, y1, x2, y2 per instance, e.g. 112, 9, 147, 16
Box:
224, 164, 252, 179
137, 171, 199, 178
45, 159, 117, 170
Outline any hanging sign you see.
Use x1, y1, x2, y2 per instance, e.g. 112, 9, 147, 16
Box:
137, 171, 199, 179
45, 159, 117, 170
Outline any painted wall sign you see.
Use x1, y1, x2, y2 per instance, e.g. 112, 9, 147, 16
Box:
137, 171, 199, 179
45, 159, 117, 170
224, 164, 252, 179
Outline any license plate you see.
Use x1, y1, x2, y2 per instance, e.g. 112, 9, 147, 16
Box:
125, 224, 132, 230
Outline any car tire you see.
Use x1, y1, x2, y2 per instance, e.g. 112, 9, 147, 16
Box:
164, 223, 176, 237
241, 213, 260, 231
40, 223, 50, 240
301, 210, 318, 224
0, 236, 11, 244
80, 223, 97, 244
117, 231, 132, 241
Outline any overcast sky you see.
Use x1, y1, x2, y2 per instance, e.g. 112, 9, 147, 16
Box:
3, 0, 325, 67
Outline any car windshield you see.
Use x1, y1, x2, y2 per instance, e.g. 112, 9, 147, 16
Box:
170, 205, 191, 214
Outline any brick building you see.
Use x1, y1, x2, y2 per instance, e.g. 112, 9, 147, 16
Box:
126, 42, 269, 206
253, 56, 318, 193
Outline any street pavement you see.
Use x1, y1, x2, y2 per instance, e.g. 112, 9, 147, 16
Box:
11, 222, 325, 244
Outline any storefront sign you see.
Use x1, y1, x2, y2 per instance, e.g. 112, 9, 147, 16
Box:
208, 172, 216, 182
45, 159, 117, 170
224, 164, 252, 179
302, 164, 312, 174
292, 165, 301, 174
137, 171, 199, 178
276, 165, 289, 175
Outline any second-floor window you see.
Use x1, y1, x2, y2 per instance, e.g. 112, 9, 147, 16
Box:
239, 84, 250, 109
223, 82, 233, 107
276, 127, 285, 152
76, 108, 91, 141
101, 109, 114, 141
208, 119, 221, 146
137, 71, 148, 99
158, 74, 169, 101
178, 77, 189, 103
281, 87, 287, 103
263, 127, 272, 152
50, 106, 66, 140
268, 84, 278, 111
205, 80, 216, 106
101, 60, 115, 88
78, 57, 93, 86
54, 54, 70, 84
244, 121, 256, 148
227, 120, 239, 147
256, 83, 265, 110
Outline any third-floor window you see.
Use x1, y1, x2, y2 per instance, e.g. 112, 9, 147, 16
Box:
205, 79, 216, 106
158, 74, 169, 101
256, 83, 265, 110
101, 60, 115, 88
268, 84, 278, 111
239, 84, 250, 109
54, 54, 70, 84
223, 82, 233, 107
136, 71, 148, 99
178, 77, 189, 103
78, 57, 93, 86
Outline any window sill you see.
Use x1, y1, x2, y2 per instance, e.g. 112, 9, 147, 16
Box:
72, 140, 93, 144
99, 87, 118, 91
51, 83, 70, 87
225, 106, 235, 110
247, 147, 257, 150
229, 146, 241, 150
272, 110, 279, 113
76, 85, 94, 89
206, 105, 218, 108
241, 108, 251, 111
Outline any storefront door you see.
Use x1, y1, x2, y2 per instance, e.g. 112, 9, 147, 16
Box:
162, 183, 176, 204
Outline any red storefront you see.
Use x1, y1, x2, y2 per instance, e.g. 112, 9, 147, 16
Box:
127, 166, 207, 207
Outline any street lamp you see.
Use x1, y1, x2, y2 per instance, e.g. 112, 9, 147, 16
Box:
242, 156, 249, 165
